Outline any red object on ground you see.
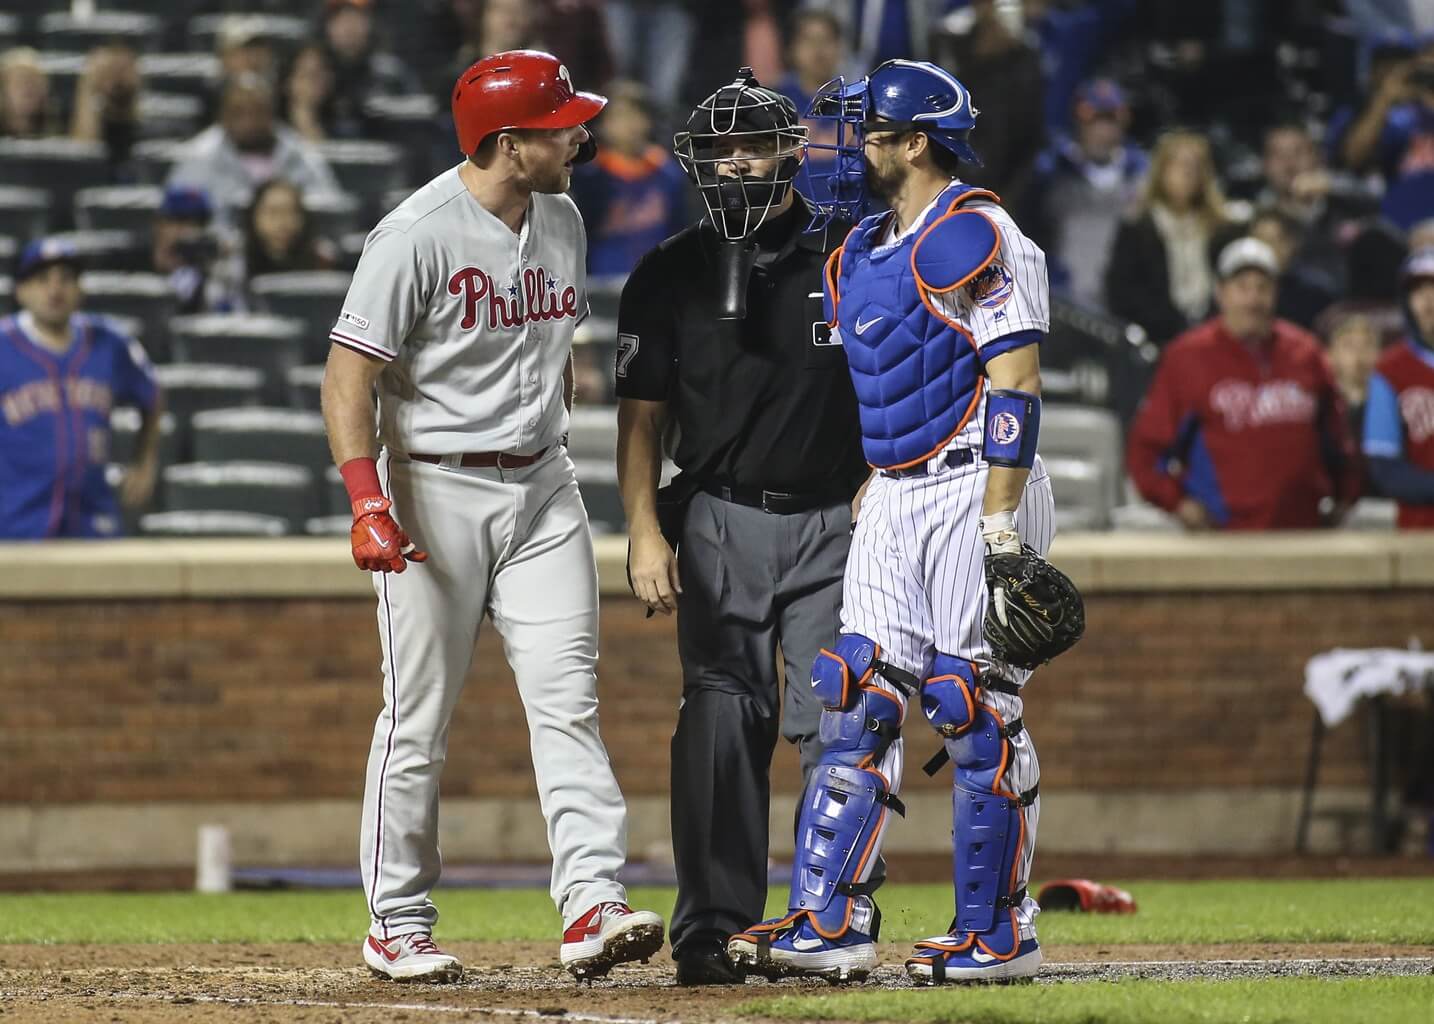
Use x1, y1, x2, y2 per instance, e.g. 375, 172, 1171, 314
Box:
1036, 879, 1138, 913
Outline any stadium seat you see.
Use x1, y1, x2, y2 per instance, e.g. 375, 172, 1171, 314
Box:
169, 314, 306, 401
1055, 506, 1107, 532
1040, 404, 1123, 512
191, 407, 330, 476
131, 138, 188, 187
0, 275, 11, 315
566, 405, 618, 463
45, 230, 144, 273
137, 54, 222, 103
79, 272, 176, 358
286, 364, 325, 411
187, 13, 310, 51
248, 273, 352, 360
317, 141, 408, 207
38, 11, 164, 53
17, 1, 78, 23
337, 231, 367, 270
74, 186, 163, 235
0, 13, 17, 50
305, 514, 352, 537
162, 461, 317, 533
587, 278, 625, 321
0, 139, 111, 229
99, 313, 148, 353
302, 191, 364, 242
1042, 455, 1110, 529
103, 463, 146, 536
140, 509, 289, 537
573, 458, 624, 534
0, 235, 14, 270
1109, 500, 1180, 532
151, 364, 265, 451
0, 186, 49, 241
324, 465, 349, 517
31, 51, 86, 110
109, 408, 181, 469
1345, 498, 1397, 530
136, 92, 205, 142
363, 93, 443, 182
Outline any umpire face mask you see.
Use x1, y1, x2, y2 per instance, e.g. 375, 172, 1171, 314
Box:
675, 69, 808, 242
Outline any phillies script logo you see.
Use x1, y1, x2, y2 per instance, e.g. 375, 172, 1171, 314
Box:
447, 266, 578, 331
1208, 379, 1316, 431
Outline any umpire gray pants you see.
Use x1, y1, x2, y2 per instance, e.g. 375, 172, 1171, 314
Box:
669, 490, 850, 957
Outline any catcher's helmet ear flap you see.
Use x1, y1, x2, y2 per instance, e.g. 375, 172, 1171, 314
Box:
451, 49, 607, 156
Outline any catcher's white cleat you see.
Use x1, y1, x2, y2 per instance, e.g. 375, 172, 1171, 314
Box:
363, 932, 463, 982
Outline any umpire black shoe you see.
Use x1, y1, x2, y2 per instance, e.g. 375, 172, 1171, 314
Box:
675, 937, 743, 986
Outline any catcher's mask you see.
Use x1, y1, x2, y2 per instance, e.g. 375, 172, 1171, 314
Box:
673, 68, 807, 242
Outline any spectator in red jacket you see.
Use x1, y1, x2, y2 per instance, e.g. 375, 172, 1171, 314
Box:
1126, 237, 1361, 530
1363, 247, 1434, 528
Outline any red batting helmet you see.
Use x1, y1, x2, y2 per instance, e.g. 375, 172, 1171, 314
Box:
451, 50, 607, 156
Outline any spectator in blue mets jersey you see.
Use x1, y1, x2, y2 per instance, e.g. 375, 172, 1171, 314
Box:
569, 80, 689, 278
0, 239, 162, 539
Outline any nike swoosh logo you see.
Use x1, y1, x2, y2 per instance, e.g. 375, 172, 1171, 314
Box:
791, 937, 826, 951
854, 315, 883, 335
969, 948, 998, 963
366, 525, 391, 549
369, 938, 401, 963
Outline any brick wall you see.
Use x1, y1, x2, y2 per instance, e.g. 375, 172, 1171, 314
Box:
4, 588, 1426, 807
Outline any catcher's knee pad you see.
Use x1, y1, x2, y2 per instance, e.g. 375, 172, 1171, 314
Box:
920, 653, 980, 737
811, 633, 882, 711
947, 703, 1037, 943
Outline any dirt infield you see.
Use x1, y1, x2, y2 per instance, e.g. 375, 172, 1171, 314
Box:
3, 942, 1433, 1023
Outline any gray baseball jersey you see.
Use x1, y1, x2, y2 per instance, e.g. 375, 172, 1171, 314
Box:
342, 166, 634, 941
329, 163, 589, 455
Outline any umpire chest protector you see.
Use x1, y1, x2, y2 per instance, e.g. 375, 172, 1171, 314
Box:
827, 183, 1000, 470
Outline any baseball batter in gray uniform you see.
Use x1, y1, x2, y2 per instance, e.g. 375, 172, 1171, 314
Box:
321, 50, 663, 983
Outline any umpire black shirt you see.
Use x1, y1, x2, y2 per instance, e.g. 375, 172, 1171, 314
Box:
614, 198, 867, 496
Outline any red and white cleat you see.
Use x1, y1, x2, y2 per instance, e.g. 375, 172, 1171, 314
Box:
559, 902, 665, 979
363, 932, 463, 982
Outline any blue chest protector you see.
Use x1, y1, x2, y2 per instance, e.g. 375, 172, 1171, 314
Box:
825, 183, 1001, 469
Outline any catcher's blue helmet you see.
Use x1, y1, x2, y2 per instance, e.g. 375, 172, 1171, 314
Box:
806, 59, 982, 224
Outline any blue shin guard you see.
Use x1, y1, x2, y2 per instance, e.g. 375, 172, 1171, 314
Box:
730, 634, 905, 974
911, 655, 1038, 974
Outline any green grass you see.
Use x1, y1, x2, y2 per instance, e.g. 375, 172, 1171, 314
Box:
739, 976, 1434, 1024
2, 879, 1433, 945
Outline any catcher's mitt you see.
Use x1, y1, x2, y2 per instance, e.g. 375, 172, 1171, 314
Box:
983, 545, 1085, 669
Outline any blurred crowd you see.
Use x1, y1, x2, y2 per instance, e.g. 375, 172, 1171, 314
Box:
4, 0, 1434, 538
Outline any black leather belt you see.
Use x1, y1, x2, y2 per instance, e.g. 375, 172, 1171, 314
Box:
701, 481, 845, 515
879, 447, 976, 479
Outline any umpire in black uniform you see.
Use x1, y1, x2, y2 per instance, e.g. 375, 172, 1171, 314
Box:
615, 70, 867, 985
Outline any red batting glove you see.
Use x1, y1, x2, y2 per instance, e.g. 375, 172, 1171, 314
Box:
341, 458, 428, 573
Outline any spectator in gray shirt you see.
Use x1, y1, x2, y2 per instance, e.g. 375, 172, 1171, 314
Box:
167, 73, 340, 222
1028, 78, 1147, 309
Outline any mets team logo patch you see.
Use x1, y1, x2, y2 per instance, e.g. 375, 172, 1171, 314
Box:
991, 411, 1022, 445
969, 261, 1014, 309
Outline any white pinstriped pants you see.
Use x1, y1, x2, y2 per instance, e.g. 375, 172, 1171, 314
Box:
839, 453, 1056, 908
